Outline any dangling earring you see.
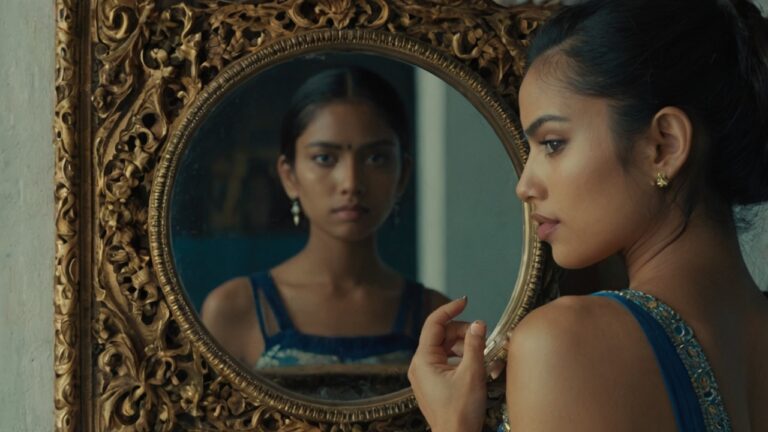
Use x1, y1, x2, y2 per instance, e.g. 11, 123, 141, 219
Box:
291, 199, 301, 226
655, 172, 670, 189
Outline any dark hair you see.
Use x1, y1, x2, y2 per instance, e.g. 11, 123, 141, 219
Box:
526, 0, 768, 214
280, 67, 411, 164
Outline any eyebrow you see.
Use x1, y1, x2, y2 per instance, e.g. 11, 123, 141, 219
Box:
305, 139, 397, 150
524, 115, 570, 138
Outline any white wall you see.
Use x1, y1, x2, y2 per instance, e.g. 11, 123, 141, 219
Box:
739, 205, 768, 291
0, 0, 55, 431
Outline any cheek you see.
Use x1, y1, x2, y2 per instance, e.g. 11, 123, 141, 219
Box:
294, 166, 329, 209
372, 170, 400, 193
550, 153, 642, 268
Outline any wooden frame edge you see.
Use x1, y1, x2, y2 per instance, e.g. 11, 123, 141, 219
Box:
54, 0, 83, 430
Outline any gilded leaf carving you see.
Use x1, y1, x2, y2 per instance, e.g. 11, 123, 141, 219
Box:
54, 0, 82, 430
55, 0, 557, 430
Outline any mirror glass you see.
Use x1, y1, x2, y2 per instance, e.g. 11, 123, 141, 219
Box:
169, 51, 524, 401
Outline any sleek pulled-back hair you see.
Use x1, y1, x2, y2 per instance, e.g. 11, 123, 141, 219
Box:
280, 67, 411, 164
527, 0, 768, 213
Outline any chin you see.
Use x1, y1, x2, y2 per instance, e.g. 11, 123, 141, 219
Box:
550, 245, 601, 270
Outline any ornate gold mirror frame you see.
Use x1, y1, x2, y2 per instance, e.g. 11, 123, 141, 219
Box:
53, 1, 560, 430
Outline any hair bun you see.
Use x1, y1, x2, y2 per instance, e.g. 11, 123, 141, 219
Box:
719, 0, 768, 204
726, 0, 768, 96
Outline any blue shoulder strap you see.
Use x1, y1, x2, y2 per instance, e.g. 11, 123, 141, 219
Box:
391, 280, 423, 334
593, 291, 707, 432
390, 281, 411, 333
409, 282, 425, 336
249, 272, 295, 338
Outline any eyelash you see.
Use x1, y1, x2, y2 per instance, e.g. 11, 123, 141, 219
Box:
311, 153, 390, 166
312, 154, 336, 165
367, 153, 390, 165
541, 140, 566, 155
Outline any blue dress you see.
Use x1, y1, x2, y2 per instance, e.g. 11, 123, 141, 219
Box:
499, 289, 732, 432
250, 271, 426, 369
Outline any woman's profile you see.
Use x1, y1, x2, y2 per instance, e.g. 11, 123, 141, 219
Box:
201, 67, 449, 369
409, 0, 768, 431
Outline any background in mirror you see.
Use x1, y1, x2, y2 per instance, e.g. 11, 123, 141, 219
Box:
170, 53, 418, 313
416, 70, 523, 330
170, 52, 524, 332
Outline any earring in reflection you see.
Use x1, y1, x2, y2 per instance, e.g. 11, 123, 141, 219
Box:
291, 199, 301, 226
655, 172, 670, 189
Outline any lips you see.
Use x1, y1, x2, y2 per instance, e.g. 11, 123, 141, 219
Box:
531, 213, 560, 241
332, 204, 370, 221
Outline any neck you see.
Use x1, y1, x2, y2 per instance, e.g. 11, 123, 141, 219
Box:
295, 226, 389, 288
622, 206, 760, 316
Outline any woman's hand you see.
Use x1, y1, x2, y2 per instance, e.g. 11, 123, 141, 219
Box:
408, 297, 488, 432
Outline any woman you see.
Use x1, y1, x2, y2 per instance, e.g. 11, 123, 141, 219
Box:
201, 67, 448, 368
409, 0, 768, 430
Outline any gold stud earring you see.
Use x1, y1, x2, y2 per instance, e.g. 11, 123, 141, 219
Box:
291, 199, 301, 226
655, 172, 670, 189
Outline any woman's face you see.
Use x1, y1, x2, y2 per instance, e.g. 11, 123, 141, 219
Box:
516, 65, 660, 269
280, 100, 408, 242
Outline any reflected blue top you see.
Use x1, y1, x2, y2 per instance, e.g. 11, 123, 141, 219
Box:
250, 271, 425, 368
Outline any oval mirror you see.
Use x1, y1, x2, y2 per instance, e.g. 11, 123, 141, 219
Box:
168, 52, 524, 400
150, 30, 543, 420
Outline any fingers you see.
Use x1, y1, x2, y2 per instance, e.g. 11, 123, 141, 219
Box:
487, 359, 506, 380
442, 321, 470, 352
448, 340, 464, 357
418, 296, 468, 347
457, 320, 487, 377
487, 331, 512, 379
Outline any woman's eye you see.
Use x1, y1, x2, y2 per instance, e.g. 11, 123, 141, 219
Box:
312, 154, 336, 165
541, 140, 566, 155
367, 153, 390, 165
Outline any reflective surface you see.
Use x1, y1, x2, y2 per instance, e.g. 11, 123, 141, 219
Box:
169, 52, 523, 400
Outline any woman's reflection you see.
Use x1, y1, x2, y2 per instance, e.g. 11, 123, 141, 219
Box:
201, 67, 450, 368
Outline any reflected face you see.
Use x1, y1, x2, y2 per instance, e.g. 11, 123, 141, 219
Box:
516, 64, 654, 269
282, 100, 407, 241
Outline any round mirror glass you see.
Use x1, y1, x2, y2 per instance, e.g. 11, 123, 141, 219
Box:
169, 51, 523, 401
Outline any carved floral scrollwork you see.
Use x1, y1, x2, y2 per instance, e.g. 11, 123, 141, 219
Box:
54, 0, 557, 430
54, 0, 82, 430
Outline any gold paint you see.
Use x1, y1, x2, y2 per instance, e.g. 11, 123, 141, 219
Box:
54, 0, 562, 430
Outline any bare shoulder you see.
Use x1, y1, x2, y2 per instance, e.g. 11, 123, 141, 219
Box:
505, 294, 673, 431
201, 277, 263, 362
423, 287, 451, 314
201, 277, 255, 324
507, 295, 624, 362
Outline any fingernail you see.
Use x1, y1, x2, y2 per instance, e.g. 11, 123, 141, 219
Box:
459, 295, 468, 302
470, 320, 486, 336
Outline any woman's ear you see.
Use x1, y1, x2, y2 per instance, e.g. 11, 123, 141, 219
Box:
643, 106, 693, 182
277, 155, 299, 199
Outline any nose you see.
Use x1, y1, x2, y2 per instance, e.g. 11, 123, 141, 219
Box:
515, 156, 545, 204
338, 156, 365, 196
